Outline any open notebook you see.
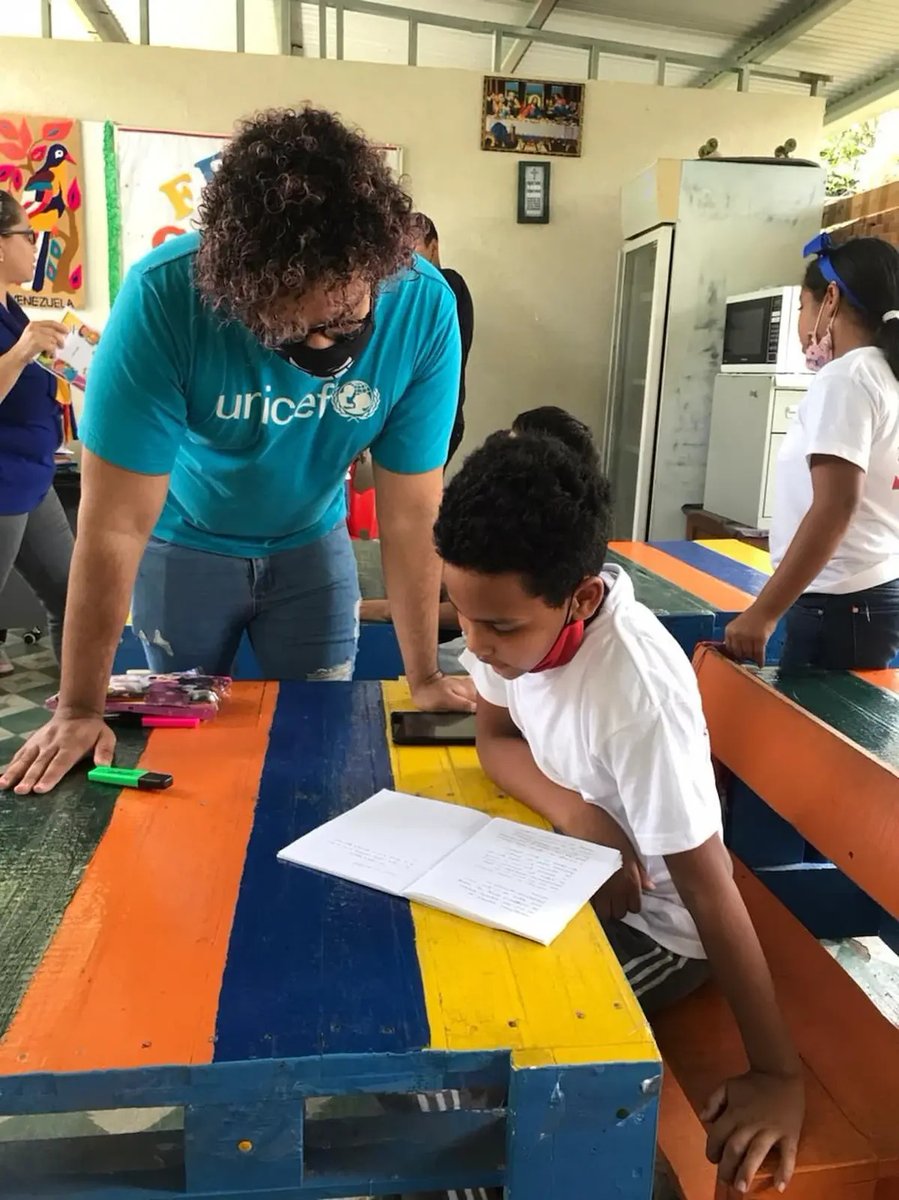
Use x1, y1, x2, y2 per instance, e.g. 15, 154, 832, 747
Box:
277, 789, 622, 946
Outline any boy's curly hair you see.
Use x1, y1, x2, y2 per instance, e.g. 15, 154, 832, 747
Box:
435, 419, 612, 607
195, 106, 414, 339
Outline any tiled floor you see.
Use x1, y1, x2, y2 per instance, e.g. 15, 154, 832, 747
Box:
0, 631, 895, 1199
0, 634, 59, 755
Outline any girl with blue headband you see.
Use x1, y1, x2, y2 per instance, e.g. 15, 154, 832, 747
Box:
726, 235, 899, 670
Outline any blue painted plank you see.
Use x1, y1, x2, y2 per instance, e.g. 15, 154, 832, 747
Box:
754, 863, 882, 940
0, 1051, 507, 1117
724, 780, 807, 868
213, 682, 431, 1063
652, 541, 770, 596
880, 915, 899, 956
184, 1099, 303, 1193
506, 1059, 658, 1200
355, 623, 403, 681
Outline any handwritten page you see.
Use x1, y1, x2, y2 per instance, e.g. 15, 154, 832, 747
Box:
277, 789, 490, 896
409, 819, 622, 945
277, 793, 622, 944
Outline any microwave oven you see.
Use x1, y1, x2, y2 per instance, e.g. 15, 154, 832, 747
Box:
721, 286, 808, 374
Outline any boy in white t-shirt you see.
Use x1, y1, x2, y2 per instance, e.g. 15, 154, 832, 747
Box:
433, 409, 804, 1195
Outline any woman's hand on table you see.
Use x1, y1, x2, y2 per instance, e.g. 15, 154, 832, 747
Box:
411, 671, 476, 713
0, 711, 116, 795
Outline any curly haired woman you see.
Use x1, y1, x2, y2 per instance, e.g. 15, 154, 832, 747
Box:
2, 107, 473, 796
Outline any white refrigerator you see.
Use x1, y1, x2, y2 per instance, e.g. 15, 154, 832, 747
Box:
603, 158, 824, 541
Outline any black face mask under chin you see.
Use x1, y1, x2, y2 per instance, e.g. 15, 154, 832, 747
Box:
272, 311, 375, 379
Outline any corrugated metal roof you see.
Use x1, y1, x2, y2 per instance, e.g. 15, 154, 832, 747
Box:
553, 0, 788, 38
763, 0, 899, 105
525, 0, 899, 119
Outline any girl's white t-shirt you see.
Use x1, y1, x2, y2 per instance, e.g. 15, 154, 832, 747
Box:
461, 567, 722, 960
770, 345, 899, 595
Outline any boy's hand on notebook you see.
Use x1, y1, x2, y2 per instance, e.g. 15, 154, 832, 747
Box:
703, 1068, 804, 1193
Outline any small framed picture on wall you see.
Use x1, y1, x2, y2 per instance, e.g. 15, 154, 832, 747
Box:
518, 162, 551, 224
482, 77, 583, 157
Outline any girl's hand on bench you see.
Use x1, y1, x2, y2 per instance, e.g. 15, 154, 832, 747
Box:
702, 1068, 805, 1193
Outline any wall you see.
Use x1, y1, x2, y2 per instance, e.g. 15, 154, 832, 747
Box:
0, 37, 825, 453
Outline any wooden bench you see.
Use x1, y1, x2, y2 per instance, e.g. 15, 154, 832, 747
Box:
656, 859, 899, 1199
656, 648, 899, 1198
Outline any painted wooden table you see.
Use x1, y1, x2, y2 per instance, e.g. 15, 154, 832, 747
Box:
695, 646, 899, 949
0, 680, 660, 1200
614, 538, 778, 655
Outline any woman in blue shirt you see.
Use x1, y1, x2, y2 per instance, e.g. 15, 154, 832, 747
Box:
0, 191, 73, 665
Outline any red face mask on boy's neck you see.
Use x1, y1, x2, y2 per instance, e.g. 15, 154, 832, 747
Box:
529, 617, 586, 673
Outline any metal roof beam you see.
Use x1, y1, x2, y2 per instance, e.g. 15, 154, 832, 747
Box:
501, 0, 559, 76
276, 0, 304, 54
323, 2, 828, 91
69, 0, 130, 41
825, 62, 899, 125
696, 0, 853, 89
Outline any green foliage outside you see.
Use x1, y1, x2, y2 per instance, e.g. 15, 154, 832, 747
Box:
820, 121, 876, 197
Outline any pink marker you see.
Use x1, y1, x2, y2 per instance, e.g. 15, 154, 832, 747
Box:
142, 715, 201, 729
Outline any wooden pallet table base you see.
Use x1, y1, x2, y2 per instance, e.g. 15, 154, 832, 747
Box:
0, 680, 660, 1199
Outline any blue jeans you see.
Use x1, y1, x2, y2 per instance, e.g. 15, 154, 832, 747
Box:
780, 578, 899, 671
132, 526, 360, 679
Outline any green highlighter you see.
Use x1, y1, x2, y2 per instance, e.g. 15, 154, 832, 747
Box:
88, 766, 174, 791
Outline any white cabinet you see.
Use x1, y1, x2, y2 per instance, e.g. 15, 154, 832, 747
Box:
703, 373, 805, 530
605, 158, 823, 541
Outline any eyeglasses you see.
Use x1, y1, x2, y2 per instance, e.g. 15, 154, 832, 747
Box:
303, 316, 370, 343
1, 228, 37, 246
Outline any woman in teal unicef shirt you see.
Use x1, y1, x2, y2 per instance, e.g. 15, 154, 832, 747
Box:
3, 107, 474, 796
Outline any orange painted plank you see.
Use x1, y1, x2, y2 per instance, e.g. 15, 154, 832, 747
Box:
658, 856, 899, 1197
659, 1068, 880, 1200
612, 541, 753, 613
693, 647, 899, 918
0, 681, 277, 1075
733, 861, 899, 1169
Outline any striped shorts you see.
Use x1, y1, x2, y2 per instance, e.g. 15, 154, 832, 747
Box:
600, 918, 710, 1017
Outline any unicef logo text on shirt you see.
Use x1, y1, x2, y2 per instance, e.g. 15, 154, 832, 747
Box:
214, 380, 381, 426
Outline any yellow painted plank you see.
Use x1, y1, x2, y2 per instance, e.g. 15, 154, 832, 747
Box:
698, 538, 772, 574
381, 680, 658, 1068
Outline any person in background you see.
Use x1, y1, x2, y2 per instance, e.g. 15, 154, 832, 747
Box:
0, 191, 72, 669
1, 108, 474, 797
726, 235, 899, 669
434, 415, 804, 1194
357, 407, 591, 636
414, 214, 473, 464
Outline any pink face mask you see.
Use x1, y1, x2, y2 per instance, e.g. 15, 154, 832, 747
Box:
804, 303, 834, 372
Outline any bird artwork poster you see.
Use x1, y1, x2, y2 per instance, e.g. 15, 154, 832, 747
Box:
0, 113, 85, 310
